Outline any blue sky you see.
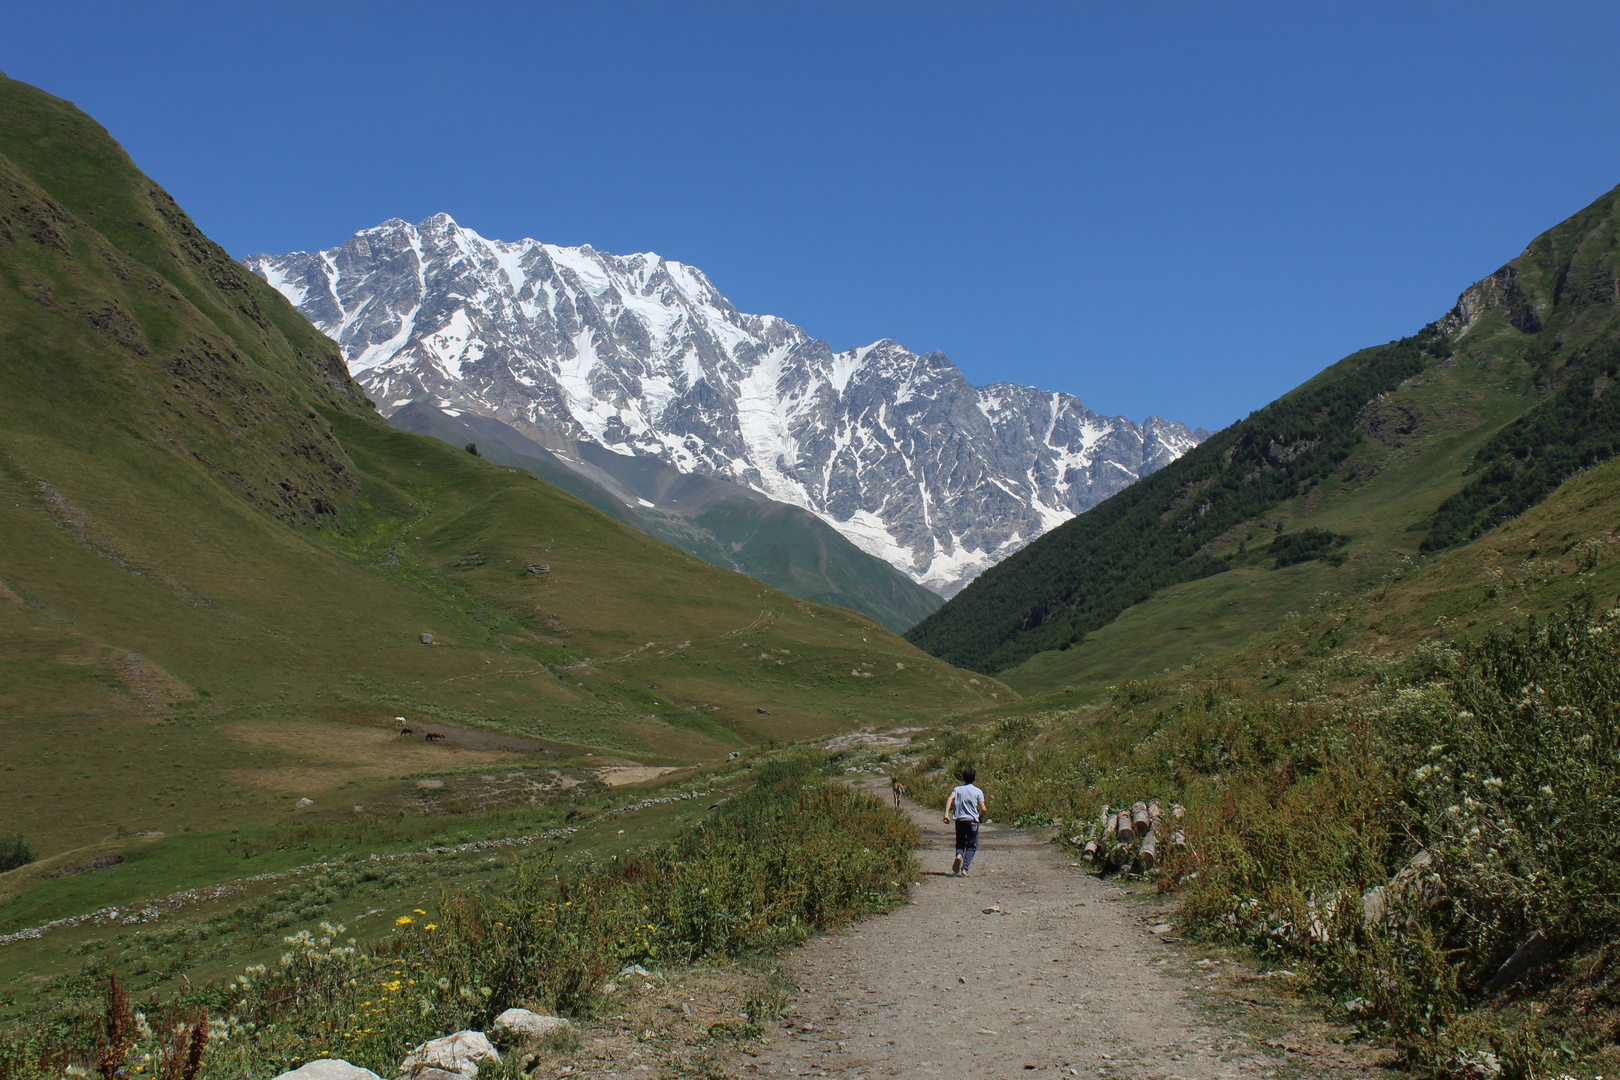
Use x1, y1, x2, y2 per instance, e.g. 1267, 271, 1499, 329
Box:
7, 1, 1620, 430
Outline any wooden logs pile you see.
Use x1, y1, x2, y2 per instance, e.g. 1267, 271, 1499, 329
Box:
1074, 799, 1186, 873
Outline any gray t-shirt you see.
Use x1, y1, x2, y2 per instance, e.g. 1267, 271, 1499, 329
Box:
949, 783, 985, 822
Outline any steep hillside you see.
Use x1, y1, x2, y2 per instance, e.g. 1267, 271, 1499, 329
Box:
909, 181, 1620, 685
0, 73, 1004, 873
388, 402, 944, 632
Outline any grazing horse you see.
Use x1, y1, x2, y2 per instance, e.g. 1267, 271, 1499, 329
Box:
424, 731, 446, 743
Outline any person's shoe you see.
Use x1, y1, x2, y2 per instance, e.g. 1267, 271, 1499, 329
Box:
950, 854, 963, 876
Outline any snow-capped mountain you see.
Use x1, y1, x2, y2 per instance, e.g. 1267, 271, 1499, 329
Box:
247, 215, 1206, 595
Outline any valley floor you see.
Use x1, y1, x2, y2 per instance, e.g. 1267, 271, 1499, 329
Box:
740, 781, 1383, 1080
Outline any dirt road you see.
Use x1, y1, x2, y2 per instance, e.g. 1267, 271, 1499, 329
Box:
738, 781, 1371, 1080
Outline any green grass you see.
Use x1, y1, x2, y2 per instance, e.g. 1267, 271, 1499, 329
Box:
0, 754, 918, 1079
999, 332, 1547, 694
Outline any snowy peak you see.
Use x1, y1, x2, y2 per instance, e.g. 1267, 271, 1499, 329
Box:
248, 216, 1204, 594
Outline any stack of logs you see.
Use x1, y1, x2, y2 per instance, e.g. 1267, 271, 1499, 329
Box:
1076, 800, 1186, 872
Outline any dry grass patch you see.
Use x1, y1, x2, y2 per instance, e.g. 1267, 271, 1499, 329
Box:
223, 719, 522, 793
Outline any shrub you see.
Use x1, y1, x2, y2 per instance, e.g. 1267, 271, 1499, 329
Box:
0, 832, 35, 872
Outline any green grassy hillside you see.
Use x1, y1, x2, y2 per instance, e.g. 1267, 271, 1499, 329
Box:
910, 180, 1620, 689
389, 402, 945, 633
0, 72, 1003, 889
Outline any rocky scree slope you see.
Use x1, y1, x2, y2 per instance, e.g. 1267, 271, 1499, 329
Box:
247, 216, 1206, 595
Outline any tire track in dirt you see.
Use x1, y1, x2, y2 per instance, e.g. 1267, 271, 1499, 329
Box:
738, 780, 1373, 1080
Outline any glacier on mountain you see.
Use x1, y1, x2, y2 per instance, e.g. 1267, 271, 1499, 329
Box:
247, 214, 1206, 595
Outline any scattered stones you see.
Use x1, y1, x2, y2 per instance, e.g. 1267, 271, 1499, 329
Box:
270, 1060, 383, 1080
48, 854, 126, 878
416, 779, 446, 789
294, 798, 315, 808
399, 1030, 500, 1078
491, 1007, 572, 1044
420, 633, 435, 644
1150, 923, 1174, 935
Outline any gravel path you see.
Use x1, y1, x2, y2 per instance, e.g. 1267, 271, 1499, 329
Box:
737, 782, 1373, 1080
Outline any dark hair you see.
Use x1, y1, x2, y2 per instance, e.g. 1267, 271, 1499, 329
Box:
962, 766, 976, 784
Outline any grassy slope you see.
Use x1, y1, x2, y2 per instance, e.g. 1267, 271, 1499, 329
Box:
1004, 315, 1541, 691
932, 181, 1620, 692
388, 403, 944, 634
1216, 451, 1620, 683
0, 70, 1003, 938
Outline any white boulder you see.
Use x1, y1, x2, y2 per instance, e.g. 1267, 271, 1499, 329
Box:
491, 1007, 572, 1043
398, 1030, 500, 1078
271, 1061, 383, 1080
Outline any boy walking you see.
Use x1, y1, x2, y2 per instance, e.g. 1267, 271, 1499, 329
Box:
944, 767, 987, 876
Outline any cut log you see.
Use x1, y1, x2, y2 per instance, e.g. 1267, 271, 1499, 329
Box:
1148, 799, 1162, 821
1140, 830, 1157, 870
1114, 811, 1134, 842
1082, 839, 1098, 862
1110, 842, 1131, 867
1132, 801, 1151, 836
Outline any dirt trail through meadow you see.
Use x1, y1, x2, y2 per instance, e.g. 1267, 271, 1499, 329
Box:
740, 780, 1373, 1080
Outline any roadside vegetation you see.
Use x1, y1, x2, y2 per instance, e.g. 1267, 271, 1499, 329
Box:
900, 601, 1620, 1078
0, 753, 915, 1079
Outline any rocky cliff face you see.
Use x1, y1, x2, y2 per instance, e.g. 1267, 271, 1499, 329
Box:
248, 215, 1205, 594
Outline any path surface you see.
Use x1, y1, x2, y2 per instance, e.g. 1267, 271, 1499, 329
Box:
737, 781, 1371, 1080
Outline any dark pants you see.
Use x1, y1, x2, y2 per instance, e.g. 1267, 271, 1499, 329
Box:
954, 819, 979, 871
